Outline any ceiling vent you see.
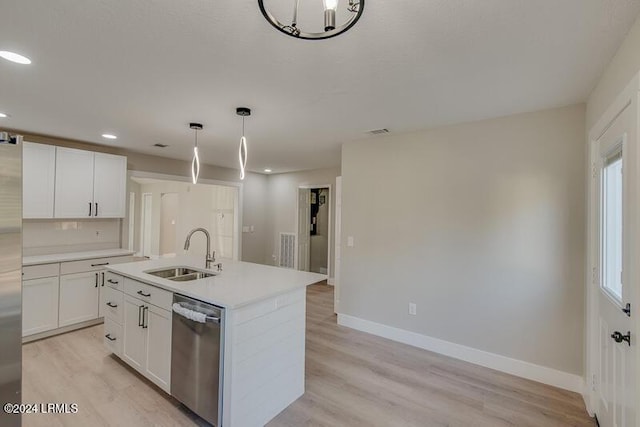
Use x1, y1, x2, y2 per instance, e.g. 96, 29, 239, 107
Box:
153, 143, 168, 148
367, 128, 389, 135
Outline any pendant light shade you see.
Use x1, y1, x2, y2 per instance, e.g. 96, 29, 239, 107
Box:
189, 123, 203, 184
236, 107, 251, 181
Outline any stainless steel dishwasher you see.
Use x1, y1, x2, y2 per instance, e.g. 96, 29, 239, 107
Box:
171, 294, 225, 426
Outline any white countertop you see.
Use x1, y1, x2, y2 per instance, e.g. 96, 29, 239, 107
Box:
23, 249, 136, 266
106, 256, 327, 309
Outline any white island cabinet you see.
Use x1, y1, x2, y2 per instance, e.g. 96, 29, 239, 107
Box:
105, 256, 325, 427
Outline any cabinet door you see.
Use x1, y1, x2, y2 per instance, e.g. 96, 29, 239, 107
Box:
98, 271, 106, 317
144, 304, 172, 392
122, 295, 146, 373
58, 271, 100, 327
54, 147, 95, 218
22, 277, 59, 336
93, 153, 127, 218
22, 142, 56, 219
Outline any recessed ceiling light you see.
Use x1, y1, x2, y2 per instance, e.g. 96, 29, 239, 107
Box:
102, 134, 117, 140
0, 51, 32, 65
0, 112, 8, 118
264, 169, 272, 173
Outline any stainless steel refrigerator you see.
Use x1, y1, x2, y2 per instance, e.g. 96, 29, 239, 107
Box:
0, 131, 22, 427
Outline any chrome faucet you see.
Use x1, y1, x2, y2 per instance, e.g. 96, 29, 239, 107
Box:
184, 228, 215, 269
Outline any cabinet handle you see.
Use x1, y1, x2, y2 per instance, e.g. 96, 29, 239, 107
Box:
89, 202, 92, 217
101, 272, 105, 286
107, 279, 119, 285
105, 334, 116, 341
138, 305, 144, 327
142, 306, 149, 329
94, 273, 98, 288
106, 302, 118, 308
137, 290, 151, 297
91, 262, 110, 267
95, 202, 98, 217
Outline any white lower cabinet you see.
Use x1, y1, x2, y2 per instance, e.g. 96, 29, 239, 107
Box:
22, 276, 59, 336
121, 292, 172, 393
104, 317, 123, 357
145, 304, 172, 392
123, 295, 146, 371
59, 271, 100, 327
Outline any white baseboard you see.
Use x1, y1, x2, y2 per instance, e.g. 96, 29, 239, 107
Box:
337, 314, 585, 394
327, 278, 335, 286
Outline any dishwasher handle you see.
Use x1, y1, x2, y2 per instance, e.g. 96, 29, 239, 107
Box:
172, 303, 220, 324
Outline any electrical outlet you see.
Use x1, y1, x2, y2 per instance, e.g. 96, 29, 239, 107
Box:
408, 303, 417, 316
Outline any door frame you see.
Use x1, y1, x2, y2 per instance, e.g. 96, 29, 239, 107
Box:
586, 72, 640, 420
140, 192, 153, 258
295, 184, 332, 278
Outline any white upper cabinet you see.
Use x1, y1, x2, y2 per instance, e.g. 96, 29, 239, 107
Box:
50, 147, 127, 219
94, 153, 127, 218
54, 147, 96, 218
22, 142, 56, 218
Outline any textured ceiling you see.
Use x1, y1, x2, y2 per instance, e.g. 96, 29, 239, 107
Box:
1, 0, 639, 173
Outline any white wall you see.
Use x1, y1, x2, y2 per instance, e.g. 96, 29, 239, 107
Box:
264, 168, 340, 277
241, 172, 269, 264
587, 14, 640, 130
340, 104, 586, 376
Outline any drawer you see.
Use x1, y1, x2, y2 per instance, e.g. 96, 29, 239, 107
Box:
104, 272, 124, 291
22, 263, 59, 280
104, 317, 123, 357
124, 278, 172, 311
60, 256, 133, 275
102, 286, 124, 324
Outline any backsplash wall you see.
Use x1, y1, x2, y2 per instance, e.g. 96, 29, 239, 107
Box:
23, 219, 122, 256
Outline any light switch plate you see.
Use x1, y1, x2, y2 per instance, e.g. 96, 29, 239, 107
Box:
347, 236, 354, 247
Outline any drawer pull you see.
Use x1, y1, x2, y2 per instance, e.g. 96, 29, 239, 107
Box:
105, 334, 116, 342
91, 262, 110, 267
107, 279, 119, 285
106, 302, 118, 308
137, 290, 151, 297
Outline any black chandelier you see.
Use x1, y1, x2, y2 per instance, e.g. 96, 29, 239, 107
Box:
258, 0, 364, 40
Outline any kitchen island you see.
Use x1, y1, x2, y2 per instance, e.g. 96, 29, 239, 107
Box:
104, 256, 325, 427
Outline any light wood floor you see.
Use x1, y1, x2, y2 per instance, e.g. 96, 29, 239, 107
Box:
23, 284, 594, 426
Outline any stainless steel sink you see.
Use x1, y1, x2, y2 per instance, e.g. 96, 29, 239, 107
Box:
145, 266, 216, 282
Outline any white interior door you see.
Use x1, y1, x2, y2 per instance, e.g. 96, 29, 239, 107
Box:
297, 188, 311, 272
593, 102, 637, 427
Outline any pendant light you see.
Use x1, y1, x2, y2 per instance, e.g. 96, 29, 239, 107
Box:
190, 122, 203, 184
258, 0, 364, 40
236, 107, 251, 180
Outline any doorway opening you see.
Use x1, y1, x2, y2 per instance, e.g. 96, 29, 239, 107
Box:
296, 185, 331, 275
129, 174, 241, 261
